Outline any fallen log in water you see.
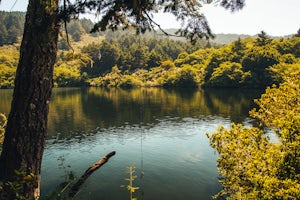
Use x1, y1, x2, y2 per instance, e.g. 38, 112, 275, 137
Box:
68, 151, 116, 198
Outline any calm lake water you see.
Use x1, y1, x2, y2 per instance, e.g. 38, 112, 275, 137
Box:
0, 87, 262, 200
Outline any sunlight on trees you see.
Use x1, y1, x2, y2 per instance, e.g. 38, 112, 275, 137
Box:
0, 113, 6, 145
207, 71, 300, 199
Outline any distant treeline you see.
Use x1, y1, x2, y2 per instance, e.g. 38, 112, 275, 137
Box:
0, 11, 25, 45
0, 11, 96, 46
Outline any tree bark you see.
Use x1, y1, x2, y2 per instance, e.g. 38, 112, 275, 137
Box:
0, 0, 60, 199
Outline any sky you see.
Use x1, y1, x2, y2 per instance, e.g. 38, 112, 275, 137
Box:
1, 0, 300, 36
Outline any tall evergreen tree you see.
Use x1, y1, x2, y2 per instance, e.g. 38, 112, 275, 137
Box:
255, 30, 272, 46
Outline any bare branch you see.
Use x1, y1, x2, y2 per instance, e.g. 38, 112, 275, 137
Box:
68, 151, 116, 198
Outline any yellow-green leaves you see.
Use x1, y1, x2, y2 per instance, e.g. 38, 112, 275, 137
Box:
207, 72, 300, 199
0, 113, 7, 145
121, 164, 139, 200
250, 71, 300, 141
0, 45, 19, 89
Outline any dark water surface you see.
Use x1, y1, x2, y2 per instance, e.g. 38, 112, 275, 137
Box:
0, 87, 262, 200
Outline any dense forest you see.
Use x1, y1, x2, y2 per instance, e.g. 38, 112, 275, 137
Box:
2, 12, 299, 90
1, 13, 300, 89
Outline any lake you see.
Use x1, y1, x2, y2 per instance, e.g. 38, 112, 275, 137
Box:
0, 87, 262, 200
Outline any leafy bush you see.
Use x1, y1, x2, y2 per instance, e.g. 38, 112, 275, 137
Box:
207, 62, 247, 88
162, 65, 199, 88
54, 67, 82, 87
118, 75, 143, 88
88, 66, 122, 87
269, 62, 300, 84
0, 65, 16, 88
160, 60, 176, 70
0, 113, 6, 145
207, 72, 300, 199
0, 45, 18, 88
241, 46, 280, 87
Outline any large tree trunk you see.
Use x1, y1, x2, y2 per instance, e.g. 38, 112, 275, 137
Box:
0, 0, 60, 198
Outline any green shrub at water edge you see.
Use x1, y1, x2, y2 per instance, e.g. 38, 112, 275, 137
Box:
207, 71, 300, 199
118, 75, 143, 88
162, 65, 201, 88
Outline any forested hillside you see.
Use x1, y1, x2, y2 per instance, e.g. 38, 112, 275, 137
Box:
0, 12, 252, 46
1, 11, 299, 89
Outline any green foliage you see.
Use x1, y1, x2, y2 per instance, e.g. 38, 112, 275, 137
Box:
207, 72, 300, 199
295, 28, 300, 37
160, 60, 176, 70
0, 65, 16, 89
86, 34, 300, 89
0, 11, 25, 46
250, 72, 300, 180
255, 31, 272, 46
121, 165, 139, 200
0, 45, 19, 88
208, 62, 249, 88
162, 64, 201, 88
118, 75, 143, 89
89, 66, 144, 88
54, 67, 82, 87
54, 51, 91, 87
208, 124, 300, 199
96, 40, 121, 74
0, 171, 36, 200
269, 62, 300, 84
0, 11, 95, 47
279, 53, 297, 64
2, 22, 300, 90
241, 46, 280, 87
0, 113, 6, 145
204, 47, 233, 83
88, 65, 123, 87
82, 33, 209, 76
175, 48, 212, 68
230, 37, 247, 62
276, 36, 300, 57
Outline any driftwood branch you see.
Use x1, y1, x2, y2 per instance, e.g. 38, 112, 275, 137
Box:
68, 151, 116, 198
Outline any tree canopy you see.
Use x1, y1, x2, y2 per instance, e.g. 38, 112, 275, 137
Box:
1, 30, 300, 89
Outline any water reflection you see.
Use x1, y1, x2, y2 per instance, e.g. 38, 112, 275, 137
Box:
0, 89, 13, 115
0, 87, 263, 200
0, 88, 262, 134
44, 87, 261, 139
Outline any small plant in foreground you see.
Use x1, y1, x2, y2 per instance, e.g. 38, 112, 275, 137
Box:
121, 164, 139, 200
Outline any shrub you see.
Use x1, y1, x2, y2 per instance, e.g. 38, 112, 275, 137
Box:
207, 62, 246, 88
207, 72, 300, 199
0, 113, 7, 145
118, 75, 143, 88
163, 65, 199, 88
54, 67, 82, 87
0, 64, 16, 88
